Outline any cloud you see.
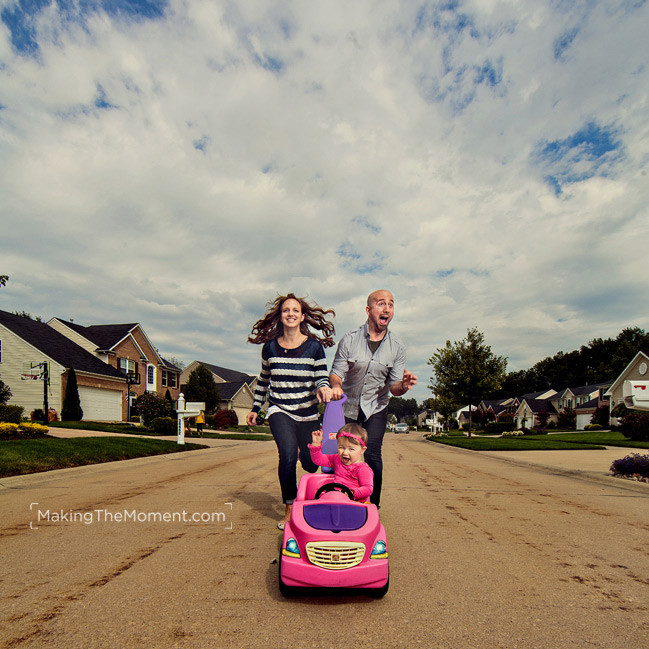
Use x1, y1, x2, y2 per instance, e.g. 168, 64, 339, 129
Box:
1, 0, 649, 403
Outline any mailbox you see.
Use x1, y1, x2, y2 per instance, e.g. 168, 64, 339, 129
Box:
623, 381, 649, 410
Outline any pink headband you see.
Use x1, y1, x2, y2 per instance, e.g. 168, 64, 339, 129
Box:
337, 431, 366, 448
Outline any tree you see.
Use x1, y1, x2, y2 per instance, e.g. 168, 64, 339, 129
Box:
428, 328, 507, 437
183, 363, 220, 413
388, 396, 418, 421
0, 378, 12, 405
61, 368, 83, 421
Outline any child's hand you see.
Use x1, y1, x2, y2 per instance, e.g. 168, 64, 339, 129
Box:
312, 428, 323, 446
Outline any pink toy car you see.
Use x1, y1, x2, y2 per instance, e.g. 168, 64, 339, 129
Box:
278, 473, 389, 597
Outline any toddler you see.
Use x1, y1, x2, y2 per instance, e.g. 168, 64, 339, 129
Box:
309, 423, 373, 502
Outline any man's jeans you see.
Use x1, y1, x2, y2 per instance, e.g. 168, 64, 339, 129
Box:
347, 408, 387, 507
268, 412, 319, 504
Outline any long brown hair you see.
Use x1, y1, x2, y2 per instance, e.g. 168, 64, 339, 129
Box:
248, 293, 336, 348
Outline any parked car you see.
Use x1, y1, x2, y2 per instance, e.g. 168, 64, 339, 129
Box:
394, 423, 409, 434
278, 473, 389, 597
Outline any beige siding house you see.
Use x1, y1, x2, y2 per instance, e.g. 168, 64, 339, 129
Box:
605, 351, 649, 425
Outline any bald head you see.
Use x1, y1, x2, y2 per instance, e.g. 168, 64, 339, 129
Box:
367, 289, 394, 308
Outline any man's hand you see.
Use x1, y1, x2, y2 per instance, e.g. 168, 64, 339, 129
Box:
402, 369, 418, 391
311, 428, 323, 446
390, 369, 418, 396
329, 374, 344, 400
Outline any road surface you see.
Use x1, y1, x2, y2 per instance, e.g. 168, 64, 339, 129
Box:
1, 434, 648, 648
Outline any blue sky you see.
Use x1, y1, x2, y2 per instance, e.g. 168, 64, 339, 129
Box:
1, 0, 649, 402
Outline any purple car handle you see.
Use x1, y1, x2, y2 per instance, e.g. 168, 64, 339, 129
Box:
321, 394, 347, 473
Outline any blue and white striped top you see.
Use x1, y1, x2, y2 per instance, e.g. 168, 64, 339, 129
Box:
252, 337, 330, 421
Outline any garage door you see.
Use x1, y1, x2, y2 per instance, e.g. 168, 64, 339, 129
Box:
78, 386, 123, 422
576, 413, 591, 430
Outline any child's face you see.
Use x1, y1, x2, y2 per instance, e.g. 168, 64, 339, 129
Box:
337, 437, 364, 465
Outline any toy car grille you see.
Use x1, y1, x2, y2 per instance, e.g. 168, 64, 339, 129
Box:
305, 541, 366, 570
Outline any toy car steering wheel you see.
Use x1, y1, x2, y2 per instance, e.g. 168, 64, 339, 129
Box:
314, 482, 355, 501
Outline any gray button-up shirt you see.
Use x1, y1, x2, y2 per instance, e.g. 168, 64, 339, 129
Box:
330, 322, 406, 419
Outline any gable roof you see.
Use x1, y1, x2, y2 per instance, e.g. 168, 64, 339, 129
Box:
0, 310, 125, 380
214, 381, 250, 400
194, 361, 256, 384
518, 398, 558, 414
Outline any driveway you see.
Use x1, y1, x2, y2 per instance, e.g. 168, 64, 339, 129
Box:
1, 434, 647, 648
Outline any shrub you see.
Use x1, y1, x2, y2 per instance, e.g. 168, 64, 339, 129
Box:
619, 411, 649, 441
151, 417, 176, 435
0, 404, 24, 424
590, 405, 610, 428
502, 431, 524, 437
527, 427, 548, 435
213, 409, 238, 429
547, 420, 557, 429
61, 367, 83, 421
557, 407, 576, 430
0, 422, 48, 439
585, 423, 603, 431
256, 410, 266, 425
0, 379, 12, 405
0, 423, 19, 436
135, 392, 173, 426
485, 421, 515, 435
610, 453, 649, 477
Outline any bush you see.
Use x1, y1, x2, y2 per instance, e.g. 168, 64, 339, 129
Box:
585, 423, 603, 431
485, 421, 515, 435
0, 379, 12, 405
256, 410, 266, 425
0, 404, 24, 424
527, 427, 548, 435
590, 405, 610, 428
619, 411, 649, 441
213, 409, 238, 429
610, 453, 649, 477
135, 392, 173, 426
61, 367, 83, 421
502, 431, 524, 437
557, 407, 576, 430
150, 417, 176, 435
0, 422, 48, 439
547, 420, 556, 429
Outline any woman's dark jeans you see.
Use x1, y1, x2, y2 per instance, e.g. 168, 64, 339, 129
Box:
346, 408, 388, 507
268, 412, 319, 504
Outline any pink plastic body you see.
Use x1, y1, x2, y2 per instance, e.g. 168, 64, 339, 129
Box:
279, 473, 389, 590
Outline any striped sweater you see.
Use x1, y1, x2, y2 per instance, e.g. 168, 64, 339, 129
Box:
252, 337, 330, 421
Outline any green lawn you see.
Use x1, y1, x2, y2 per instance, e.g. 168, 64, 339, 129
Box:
426, 429, 649, 452
0, 437, 207, 478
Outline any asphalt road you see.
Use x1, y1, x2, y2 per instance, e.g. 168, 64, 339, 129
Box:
1, 434, 648, 649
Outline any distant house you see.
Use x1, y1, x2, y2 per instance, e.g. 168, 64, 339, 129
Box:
549, 384, 611, 430
0, 310, 126, 421
605, 351, 649, 425
417, 409, 443, 433
49, 319, 182, 420
180, 361, 258, 423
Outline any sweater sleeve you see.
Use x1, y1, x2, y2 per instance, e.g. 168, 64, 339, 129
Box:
313, 341, 330, 389
353, 464, 374, 501
309, 444, 336, 468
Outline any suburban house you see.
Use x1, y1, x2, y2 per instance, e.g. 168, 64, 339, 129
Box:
180, 361, 257, 423
478, 398, 519, 422
417, 408, 443, 433
605, 351, 649, 425
48, 319, 182, 420
0, 310, 126, 420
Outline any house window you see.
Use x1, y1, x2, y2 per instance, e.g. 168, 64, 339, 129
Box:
170, 373, 178, 389
119, 358, 135, 375
146, 365, 156, 391
161, 370, 168, 387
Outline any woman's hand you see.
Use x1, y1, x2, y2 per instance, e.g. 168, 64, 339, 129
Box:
311, 428, 323, 446
246, 411, 257, 426
317, 386, 332, 403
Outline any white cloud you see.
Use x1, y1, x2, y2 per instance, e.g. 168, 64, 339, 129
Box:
1, 0, 649, 402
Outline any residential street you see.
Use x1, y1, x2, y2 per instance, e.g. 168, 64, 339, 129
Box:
1, 434, 648, 649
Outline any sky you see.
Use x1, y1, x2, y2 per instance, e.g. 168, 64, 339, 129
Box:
1, 0, 649, 404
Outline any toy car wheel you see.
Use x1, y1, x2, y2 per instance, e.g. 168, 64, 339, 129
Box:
313, 482, 355, 500
367, 575, 389, 598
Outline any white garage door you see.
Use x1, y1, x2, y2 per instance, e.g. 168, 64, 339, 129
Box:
576, 413, 591, 430
78, 386, 122, 422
